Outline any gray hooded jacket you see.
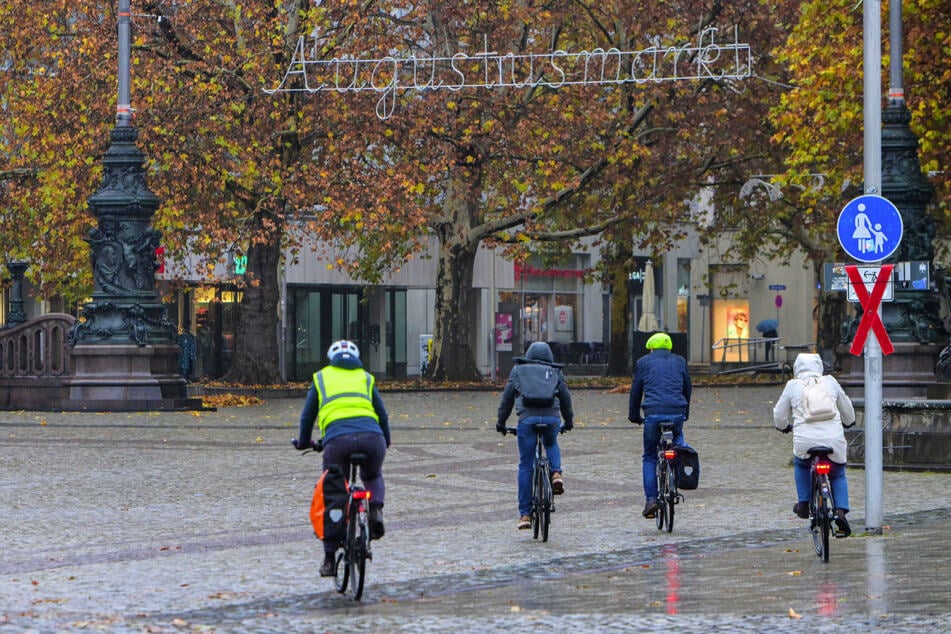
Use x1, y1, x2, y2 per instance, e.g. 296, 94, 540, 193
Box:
497, 342, 574, 426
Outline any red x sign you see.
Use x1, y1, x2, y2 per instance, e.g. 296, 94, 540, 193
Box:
846, 264, 894, 356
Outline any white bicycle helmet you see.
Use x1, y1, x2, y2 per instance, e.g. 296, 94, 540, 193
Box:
327, 339, 360, 360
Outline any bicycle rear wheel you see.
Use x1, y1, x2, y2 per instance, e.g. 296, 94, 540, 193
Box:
655, 462, 666, 530
664, 467, 676, 533
811, 480, 830, 562
531, 464, 541, 539
348, 520, 367, 600
540, 465, 552, 542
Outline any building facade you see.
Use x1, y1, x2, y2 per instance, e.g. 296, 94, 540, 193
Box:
3, 229, 819, 381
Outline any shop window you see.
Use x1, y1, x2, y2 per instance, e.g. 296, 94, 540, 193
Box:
713, 299, 750, 361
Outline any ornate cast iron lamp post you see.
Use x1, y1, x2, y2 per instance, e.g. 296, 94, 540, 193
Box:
66, 1, 197, 410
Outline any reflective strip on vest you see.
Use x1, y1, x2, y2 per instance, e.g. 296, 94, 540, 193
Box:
315, 366, 379, 436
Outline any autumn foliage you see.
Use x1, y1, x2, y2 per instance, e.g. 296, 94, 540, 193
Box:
1, 1, 946, 384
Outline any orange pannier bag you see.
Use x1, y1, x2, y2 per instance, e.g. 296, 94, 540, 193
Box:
310, 465, 349, 541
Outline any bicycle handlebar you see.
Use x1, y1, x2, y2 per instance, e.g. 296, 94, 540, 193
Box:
291, 438, 323, 453
503, 425, 570, 436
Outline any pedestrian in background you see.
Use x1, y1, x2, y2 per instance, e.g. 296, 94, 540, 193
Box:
756, 318, 779, 362
773, 352, 855, 537
628, 332, 692, 519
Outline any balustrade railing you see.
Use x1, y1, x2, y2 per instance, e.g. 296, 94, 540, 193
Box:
0, 314, 76, 379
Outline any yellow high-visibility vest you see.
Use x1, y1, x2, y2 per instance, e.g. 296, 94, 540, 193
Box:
315, 366, 379, 436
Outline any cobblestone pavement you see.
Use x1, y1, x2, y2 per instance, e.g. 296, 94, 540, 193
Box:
2, 386, 950, 633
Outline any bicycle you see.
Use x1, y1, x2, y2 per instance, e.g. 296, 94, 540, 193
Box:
806, 445, 836, 563
655, 421, 683, 533
294, 439, 373, 600
507, 423, 556, 542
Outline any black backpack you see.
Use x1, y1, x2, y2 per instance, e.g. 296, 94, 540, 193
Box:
518, 363, 560, 407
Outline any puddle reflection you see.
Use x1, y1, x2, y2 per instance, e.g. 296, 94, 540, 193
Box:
817, 580, 839, 615
662, 543, 680, 615
865, 537, 887, 615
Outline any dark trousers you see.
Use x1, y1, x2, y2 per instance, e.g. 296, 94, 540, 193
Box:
321, 432, 386, 553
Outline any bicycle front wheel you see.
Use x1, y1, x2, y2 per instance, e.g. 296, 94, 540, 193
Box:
333, 550, 348, 594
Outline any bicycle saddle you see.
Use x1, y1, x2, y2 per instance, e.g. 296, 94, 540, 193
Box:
806, 446, 834, 457
347, 452, 369, 465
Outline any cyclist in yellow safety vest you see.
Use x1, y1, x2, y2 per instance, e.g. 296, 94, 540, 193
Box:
296, 339, 391, 577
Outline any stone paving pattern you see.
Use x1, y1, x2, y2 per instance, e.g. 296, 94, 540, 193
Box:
2, 386, 950, 633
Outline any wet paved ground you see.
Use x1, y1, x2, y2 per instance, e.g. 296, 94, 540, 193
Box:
2, 386, 950, 632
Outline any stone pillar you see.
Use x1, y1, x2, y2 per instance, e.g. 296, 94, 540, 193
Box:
4, 261, 28, 327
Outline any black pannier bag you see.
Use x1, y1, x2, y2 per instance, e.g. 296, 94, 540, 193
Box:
674, 445, 700, 490
310, 464, 349, 541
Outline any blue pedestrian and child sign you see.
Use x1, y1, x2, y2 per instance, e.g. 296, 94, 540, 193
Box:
836, 194, 903, 263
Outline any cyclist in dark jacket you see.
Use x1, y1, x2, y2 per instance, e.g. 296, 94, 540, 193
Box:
629, 332, 691, 519
497, 342, 574, 530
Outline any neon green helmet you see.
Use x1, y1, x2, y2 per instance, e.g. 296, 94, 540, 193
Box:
646, 332, 673, 350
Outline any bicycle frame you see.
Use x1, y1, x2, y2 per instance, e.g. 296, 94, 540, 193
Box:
334, 454, 372, 600
293, 439, 372, 599
507, 424, 554, 542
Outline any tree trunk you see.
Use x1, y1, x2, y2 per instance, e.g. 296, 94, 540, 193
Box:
222, 229, 284, 385
604, 239, 632, 376
428, 237, 483, 382
427, 160, 484, 382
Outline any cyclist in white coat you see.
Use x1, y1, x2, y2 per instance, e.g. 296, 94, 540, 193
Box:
773, 353, 856, 537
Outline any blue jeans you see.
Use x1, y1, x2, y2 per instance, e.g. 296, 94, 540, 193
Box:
793, 456, 849, 512
642, 414, 686, 501
517, 416, 562, 516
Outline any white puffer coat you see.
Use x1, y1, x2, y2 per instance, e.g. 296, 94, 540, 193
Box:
773, 353, 856, 464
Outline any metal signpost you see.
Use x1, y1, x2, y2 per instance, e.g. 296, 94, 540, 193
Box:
837, 191, 902, 535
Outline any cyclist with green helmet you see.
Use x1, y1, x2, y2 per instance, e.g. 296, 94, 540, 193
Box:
628, 332, 692, 519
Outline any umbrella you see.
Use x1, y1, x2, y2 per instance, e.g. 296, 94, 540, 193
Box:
638, 261, 660, 331
755, 318, 779, 334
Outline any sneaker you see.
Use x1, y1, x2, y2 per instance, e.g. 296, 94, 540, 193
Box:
793, 502, 810, 519
551, 471, 565, 495
834, 510, 852, 538
517, 515, 531, 530
319, 554, 335, 577
369, 503, 385, 540
642, 500, 658, 518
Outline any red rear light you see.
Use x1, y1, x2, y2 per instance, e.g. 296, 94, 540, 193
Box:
815, 462, 831, 475
664, 450, 676, 460
353, 490, 371, 500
